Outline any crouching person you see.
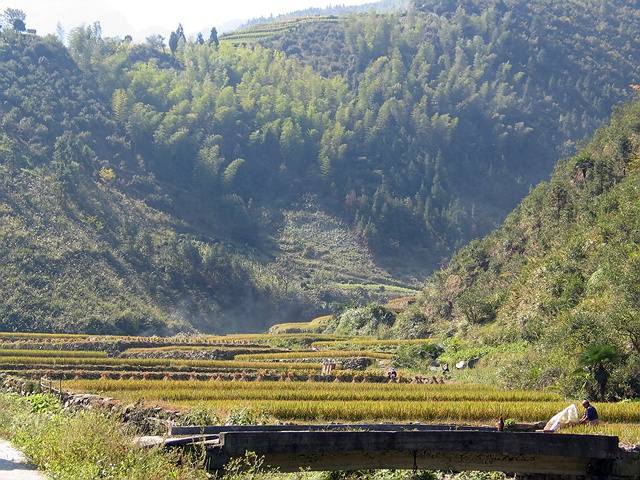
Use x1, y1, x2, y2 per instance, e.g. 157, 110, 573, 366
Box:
580, 400, 599, 425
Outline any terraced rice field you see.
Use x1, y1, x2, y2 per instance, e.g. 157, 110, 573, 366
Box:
65, 379, 640, 423
234, 350, 394, 360
220, 16, 341, 45
0, 355, 320, 370
267, 316, 332, 334
312, 339, 434, 349
1, 331, 639, 444
0, 332, 405, 380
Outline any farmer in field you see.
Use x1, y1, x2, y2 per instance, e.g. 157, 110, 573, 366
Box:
579, 400, 599, 425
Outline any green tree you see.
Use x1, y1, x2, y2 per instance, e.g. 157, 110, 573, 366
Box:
168, 31, 178, 55
456, 289, 497, 325
223, 158, 246, 187
111, 89, 128, 122
55, 22, 65, 43
578, 344, 621, 400
52, 133, 85, 199
209, 27, 219, 47
68, 22, 104, 71
2, 8, 26, 31
170, 23, 187, 54
176, 23, 186, 43
145, 34, 165, 51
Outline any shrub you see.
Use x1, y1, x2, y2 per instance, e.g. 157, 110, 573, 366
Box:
334, 305, 395, 336
226, 407, 268, 425
456, 289, 497, 325
99, 167, 116, 182
0, 393, 207, 479
392, 307, 430, 339
26, 393, 61, 414
179, 407, 220, 427
393, 343, 443, 369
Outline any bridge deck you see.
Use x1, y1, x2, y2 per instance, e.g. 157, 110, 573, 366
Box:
182, 426, 640, 479
170, 423, 499, 435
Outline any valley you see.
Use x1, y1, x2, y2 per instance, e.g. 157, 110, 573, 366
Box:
1, 0, 640, 478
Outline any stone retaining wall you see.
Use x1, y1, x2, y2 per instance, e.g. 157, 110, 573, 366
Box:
0, 374, 180, 434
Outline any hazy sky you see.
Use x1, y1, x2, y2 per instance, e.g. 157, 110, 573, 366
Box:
12, 1, 372, 40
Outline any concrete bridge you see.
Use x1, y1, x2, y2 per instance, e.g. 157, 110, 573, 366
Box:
162, 424, 640, 479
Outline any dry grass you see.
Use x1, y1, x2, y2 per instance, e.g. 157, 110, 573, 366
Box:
268, 315, 333, 334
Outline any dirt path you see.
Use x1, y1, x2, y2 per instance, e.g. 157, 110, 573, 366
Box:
0, 439, 46, 479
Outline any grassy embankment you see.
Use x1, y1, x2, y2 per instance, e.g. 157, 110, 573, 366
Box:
0, 392, 207, 479
0, 391, 515, 480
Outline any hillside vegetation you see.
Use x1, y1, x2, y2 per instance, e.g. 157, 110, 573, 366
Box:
251, 0, 640, 267
332, 101, 640, 399
1, 0, 640, 334
0, 30, 409, 334
63, 0, 640, 266
419, 101, 640, 398
242, 0, 408, 28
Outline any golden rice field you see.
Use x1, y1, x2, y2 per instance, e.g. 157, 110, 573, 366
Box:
0, 353, 321, 371
123, 345, 282, 354
234, 350, 394, 360
169, 399, 640, 426
0, 332, 90, 338
312, 339, 433, 348
197, 333, 346, 343
66, 379, 640, 430
0, 331, 347, 345
2, 331, 640, 445
0, 349, 108, 358
571, 423, 640, 445
267, 316, 333, 334
66, 380, 562, 402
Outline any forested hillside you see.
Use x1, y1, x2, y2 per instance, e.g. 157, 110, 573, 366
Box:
330, 101, 640, 398
0, 30, 269, 334
0, 28, 411, 334
67, 0, 640, 271
1, 0, 640, 334
255, 0, 640, 265
422, 100, 640, 398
